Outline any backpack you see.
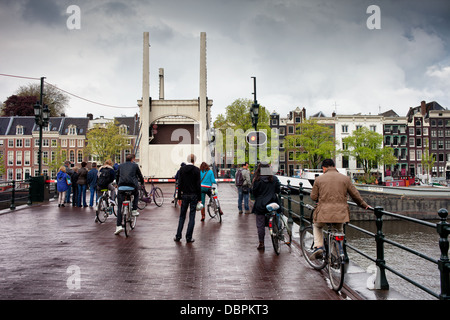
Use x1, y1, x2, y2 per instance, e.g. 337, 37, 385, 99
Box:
235, 169, 243, 186
97, 168, 112, 188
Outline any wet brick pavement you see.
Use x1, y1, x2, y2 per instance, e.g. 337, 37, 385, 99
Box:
0, 183, 349, 301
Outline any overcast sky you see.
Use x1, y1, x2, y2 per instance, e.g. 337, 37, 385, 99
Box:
1, 0, 449, 122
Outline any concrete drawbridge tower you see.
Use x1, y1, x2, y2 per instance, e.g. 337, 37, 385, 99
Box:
138, 32, 213, 178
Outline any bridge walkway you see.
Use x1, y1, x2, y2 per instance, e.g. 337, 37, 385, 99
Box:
0, 183, 364, 300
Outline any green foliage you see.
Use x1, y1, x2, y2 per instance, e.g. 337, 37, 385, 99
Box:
284, 119, 336, 169
86, 120, 129, 163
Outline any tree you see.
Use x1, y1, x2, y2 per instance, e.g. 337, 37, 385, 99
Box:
86, 120, 129, 163
213, 98, 272, 166
1, 95, 37, 116
284, 119, 336, 169
342, 127, 397, 181
1, 82, 69, 117
421, 147, 435, 184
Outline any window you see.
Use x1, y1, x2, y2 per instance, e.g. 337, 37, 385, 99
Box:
438, 140, 444, 149
69, 150, 75, 163
61, 139, 67, 147
78, 150, 83, 163
24, 151, 30, 166
68, 126, 77, 135
16, 151, 22, 165
342, 125, 348, 133
416, 138, 421, 147
288, 151, 294, 161
409, 150, 415, 161
416, 150, 422, 161
8, 139, 13, 147
409, 138, 415, 147
8, 151, 14, 166
69, 139, 75, 147
51, 139, 57, 147
42, 139, 49, 147
16, 126, 24, 135
16, 169, 22, 180
16, 139, 23, 147
77, 139, 84, 147
24, 139, 30, 147
271, 119, 278, 126
288, 126, 294, 134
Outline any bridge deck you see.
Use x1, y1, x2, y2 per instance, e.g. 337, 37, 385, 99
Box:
0, 183, 361, 301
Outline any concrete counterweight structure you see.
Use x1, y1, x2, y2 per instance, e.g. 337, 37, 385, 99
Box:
138, 32, 213, 178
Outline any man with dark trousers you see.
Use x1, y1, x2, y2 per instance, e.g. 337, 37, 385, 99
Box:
174, 154, 201, 243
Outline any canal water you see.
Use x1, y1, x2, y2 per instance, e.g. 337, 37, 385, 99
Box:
345, 219, 442, 300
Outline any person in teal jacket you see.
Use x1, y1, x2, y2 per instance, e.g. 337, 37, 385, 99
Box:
199, 162, 221, 221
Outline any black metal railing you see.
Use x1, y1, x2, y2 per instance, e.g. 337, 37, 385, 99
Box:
279, 180, 450, 300
0, 179, 31, 210
0, 178, 57, 211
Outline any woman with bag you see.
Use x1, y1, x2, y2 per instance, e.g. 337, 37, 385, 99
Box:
199, 162, 222, 221
251, 161, 281, 251
56, 166, 70, 207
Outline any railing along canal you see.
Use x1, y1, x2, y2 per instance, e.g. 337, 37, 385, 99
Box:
279, 180, 450, 300
0, 178, 57, 211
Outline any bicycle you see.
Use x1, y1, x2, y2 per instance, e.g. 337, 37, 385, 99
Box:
300, 203, 347, 291
207, 185, 221, 223
95, 188, 116, 223
137, 184, 149, 210
266, 203, 292, 255
146, 176, 164, 207
118, 186, 138, 237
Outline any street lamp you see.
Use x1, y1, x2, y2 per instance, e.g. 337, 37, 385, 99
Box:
34, 100, 50, 176
250, 76, 259, 132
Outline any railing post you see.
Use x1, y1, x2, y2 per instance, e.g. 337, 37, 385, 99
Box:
299, 182, 305, 231
374, 206, 389, 290
286, 180, 293, 232
27, 178, 32, 206
10, 180, 16, 210
437, 208, 450, 300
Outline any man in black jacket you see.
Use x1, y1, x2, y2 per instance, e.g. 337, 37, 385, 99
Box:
174, 154, 201, 243
115, 154, 145, 235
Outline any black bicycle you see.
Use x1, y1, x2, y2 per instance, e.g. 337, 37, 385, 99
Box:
207, 185, 221, 223
300, 203, 346, 291
95, 188, 116, 223
118, 187, 138, 237
266, 203, 292, 255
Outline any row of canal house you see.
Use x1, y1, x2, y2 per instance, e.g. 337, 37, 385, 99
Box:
0, 114, 140, 181
270, 101, 450, 183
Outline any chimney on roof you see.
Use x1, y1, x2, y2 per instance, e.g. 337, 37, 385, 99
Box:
61, 113, 65, 117
87, 113, 93, 120
159, 68, 164, 100
421, 100, 427, 116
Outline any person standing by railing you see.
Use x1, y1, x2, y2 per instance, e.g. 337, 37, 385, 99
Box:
56, 166, 70, 207
310, 159, 370, 258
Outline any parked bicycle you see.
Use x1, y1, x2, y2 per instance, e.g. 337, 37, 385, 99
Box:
137, 179, 164, 209
207, 185, 221, 223
300, 203, 347, 291
266, 203, 292, 255
95, 188, 116, 223
118, 186, 138, 237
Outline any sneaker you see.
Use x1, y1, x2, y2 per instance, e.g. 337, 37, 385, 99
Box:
310, 247, 324, 259
131, 210, 139, 216
114, 226, 123, 235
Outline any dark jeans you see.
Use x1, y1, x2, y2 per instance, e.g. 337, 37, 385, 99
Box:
256, 214, 267, 242
176, 194, 198, 241
116, 188, 139, 227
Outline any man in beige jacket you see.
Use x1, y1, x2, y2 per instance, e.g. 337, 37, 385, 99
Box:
310, 159, 370, 257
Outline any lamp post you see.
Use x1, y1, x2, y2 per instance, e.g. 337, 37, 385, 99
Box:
250, 76, 259, 132
33, 77, 50, 176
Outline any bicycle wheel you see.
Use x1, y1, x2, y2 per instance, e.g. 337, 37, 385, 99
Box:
123, 204, 129, 237
96, 196, 108, 223
215, 199, 222, 223
137, 188, 147, 210
207, 197, 217, 218
270, 217, 281, 255
280, 217, 292, 246
152, 187, 164, 207
300, 226, 327, 270
328, 235, 345, 291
